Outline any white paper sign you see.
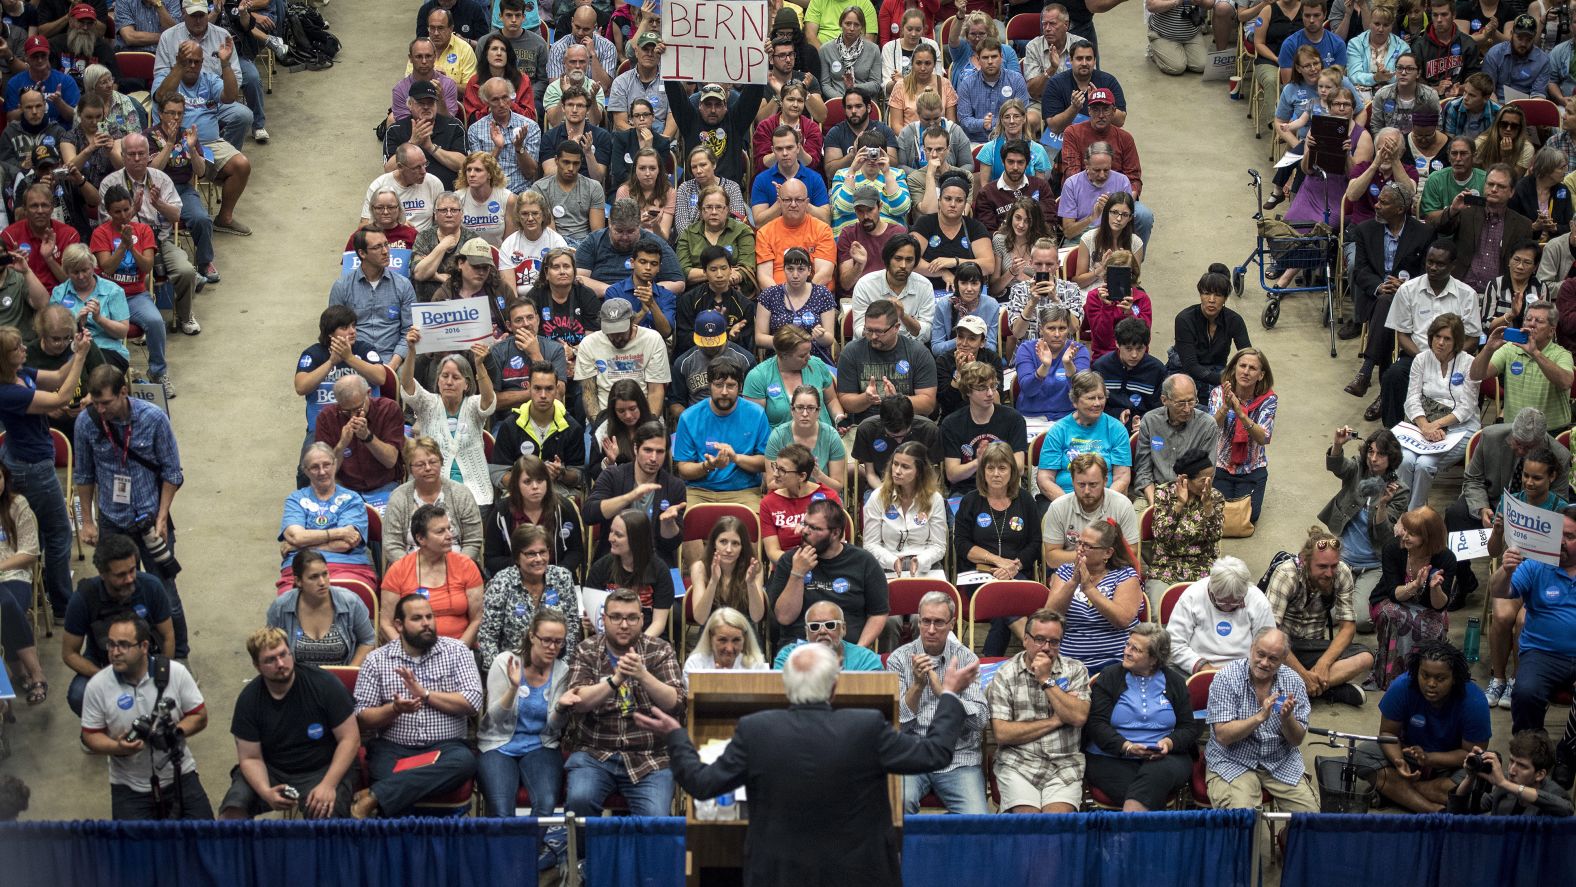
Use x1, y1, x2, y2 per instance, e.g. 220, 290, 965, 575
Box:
1447, 529, 1492, 562
412, 296, 494, 354
660, 0, 769, 84
1503, 493, 1563, 565
580, 586, 612, 634
954, 570, 994, 587
1391, 422, 1468, 456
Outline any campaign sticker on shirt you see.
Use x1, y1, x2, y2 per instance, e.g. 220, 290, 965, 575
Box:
886, 507, 900, 520
1472, 17, 1482, 28
306, 722, 325, 741
515, 602, 528, 617
553, 205, 566, 218
1451, 372, 1464, 386
660, 499, 671, 511
1384, 101, 1395, 113
545, 587, 560, 607
1451, 44, 1462, 55
960, 442, 974, 458
134, 604, 148, 618
1008, 515, 1024, 531
447, 52, 458, 63
488, 200, 501, 214
595, 359, 608, 373
1561, 189, 1571, 201
1545, 585, 1565, 603
1519, 68, 1530, 80
519, 439, 536, 455
367, 350, 380, 362
872, 438, 888, 452
832, 577, 850, 594
798, 310, 815, 325
117, 693, 135, 710
1409, 714, 1427, 730
16, 243, 28, 255
1129, 393, 1142, 407
928, 235, 941, 248
624, 153, 633, 164
510, 355, 525, 369
1369, 183, 1381, 197
624, 257, 633, 270
976, 511, 993, 528
1001, 85, 1012, 98
298, 355, 312, 369
895, 360, 910, 375
724, 244, 735, 255
416, 586, 431, 598
1511, 361, 1525, 376
891, 22, 899, 32
386, 304, 399, 319
1415, 156, 1427, 171
1215, 620, 1232, 637
831, 61, 843, 73
961, 237, 970, 250
342, 447, 354, 459
810, 491, 826, 502
561, 522, 575, 538
767, 383, 782, 396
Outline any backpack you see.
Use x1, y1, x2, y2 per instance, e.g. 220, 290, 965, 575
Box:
286, 2, 340, 70
1256, 551, 1297, 597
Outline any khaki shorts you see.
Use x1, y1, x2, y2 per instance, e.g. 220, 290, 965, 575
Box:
1204, 767, 1319, 812
203, 138, 241, 173
996, 764, 1084, 811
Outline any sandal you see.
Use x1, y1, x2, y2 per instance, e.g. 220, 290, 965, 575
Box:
25, 680, 46, 705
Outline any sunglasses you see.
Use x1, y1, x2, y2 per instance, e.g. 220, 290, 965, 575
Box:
806, 620, 844, 632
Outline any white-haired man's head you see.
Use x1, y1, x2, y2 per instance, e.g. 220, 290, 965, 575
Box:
783, 641, 839, 704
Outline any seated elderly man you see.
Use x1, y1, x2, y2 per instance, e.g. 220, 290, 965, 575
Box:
1471, 300, 1574, 433
885, 591, 988, 813
381, 79, 466, 192
1264, 528, 1375, 706
152, 38, 252, 236
350, 593, 482, 818
98, 138, 199, 337
773, 600, 884, 671
362, 144, 445, 231
986, 608, 1091, 813
756, 178, 836, 290
1166, 556, 1276, 674
1134, 374, 1221, 507
767, 499, 889, 651
312, 375, 404, 497
1204, 627, 1319, 812
467, 76, 540, 193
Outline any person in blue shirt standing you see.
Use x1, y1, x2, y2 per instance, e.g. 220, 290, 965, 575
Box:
674, 357, 770, 508
328, 229, 417, 371
1492, 508, 1576, 734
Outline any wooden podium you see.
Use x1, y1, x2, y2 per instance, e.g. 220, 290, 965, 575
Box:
682, 670, 902, 886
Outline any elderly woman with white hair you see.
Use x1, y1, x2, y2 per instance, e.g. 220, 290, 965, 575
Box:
399, 328, 498, 509
683, 607, 769, 686
1084, 622, 1199, 811
277, 442, 376, 592
1164, 556, 1276, 674
82, 63, 144, 138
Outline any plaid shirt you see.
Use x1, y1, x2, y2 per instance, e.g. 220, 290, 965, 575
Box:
1440, 95, 1499, 140
986, 651, 1089, 787
1204, 658, 1311, 784
886, 633, 986, 771
1263, 559, 1357, 642
563, 633, 686, 782
354, 637, 484, 747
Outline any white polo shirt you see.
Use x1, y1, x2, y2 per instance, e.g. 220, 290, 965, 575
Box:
81, 659, 204, 791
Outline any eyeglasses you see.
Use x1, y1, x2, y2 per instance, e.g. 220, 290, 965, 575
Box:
1167, 397, 1198, 407
435, 206, 461, 214
780, 197, 807, 205
105, 639, 142, 651
864, 323, 894, 336
772, 463, 807, 475
532, 634, 566, 647
790, 404, 819, 412
521, 549, 551, 560
1025, 633, 1062, 646
918, 618, 952, 629
805, 620, 844, 632
1076, 540, 1110, 550
1107, 210, 1132, 219
1394, 64, 1418, 72
630, 111, 653, 119
605, 612, 642, 625
1501, 121, 1523, 129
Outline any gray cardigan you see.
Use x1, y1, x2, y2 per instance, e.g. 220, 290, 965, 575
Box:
382, 479, 484, 570
478, 654, 570, 753
265, 586, 377, 665
1317, 448, 1406, 552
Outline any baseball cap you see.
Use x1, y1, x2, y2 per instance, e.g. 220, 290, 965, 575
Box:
1513, 13, 1538, 33
182, 0, 210, 13
23, 35, 48, 56
954, 315, 988, 338
636, 32, 660, 48
852, 185, 880, 208
1411, 110, 1439, 127
698, 83, 727, 103
1087, 87, 1115, 106
694, 310, 728, 347
408, 79, 439, 102
68, 3, 96, 20
458, 238, 496, 266
600, 299, 635, 333
30, 143, 60, 168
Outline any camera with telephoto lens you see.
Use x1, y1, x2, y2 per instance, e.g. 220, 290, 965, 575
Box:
129, 515, 181, 577
124, 696, 184, 752
1465, 752, 1493, 775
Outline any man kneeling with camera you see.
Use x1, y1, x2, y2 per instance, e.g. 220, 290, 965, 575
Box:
1448, 731, 1575, 817
79, 615, 210, 819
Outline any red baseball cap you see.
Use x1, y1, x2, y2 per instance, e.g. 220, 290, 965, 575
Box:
23, 35, 48, 56
68, 3, 97, 20
1087, 88, 1115, 106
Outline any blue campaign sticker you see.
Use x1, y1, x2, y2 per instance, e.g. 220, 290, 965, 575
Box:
298, 355, 312, 369
134, 604, 147, 618
306, 722, 325, 740
659, 499, 670, 511
895, 360, 910, 375
1472, 17, 1482, 28
1054, 368, 1066, 380
561, 521, 575, 538
295, 627, 304, 638
976, 511, 993, 528
810, 491, 826, 502
886, 508, 900, 520
1369, 182, 1380, 197
1561, 188, 1570, 201
1511, 361, 1525, 376
487, 200, 501, 214
1451, 44, 1462, 55
928, 235, 941, 248
510, 355, 525, 369
872, 438, 888, 452
1451, 372, 1464, 386
802, 571, 812, 584
960, 237, 970, 250
1055, 677, 1070, 690
1409, 714, 1427, 730
624, 257, 633, 270
515, 602, 528, 616
117, 693, 135, 710
386, 304, 399, 319
798, 310, 815, 326
417, 586, 431, 598
1215, 620, 1232, 637
832, 578, 850, 595
1384, 101, 1395, 112
544, 587, 560, 607
595, 359, 608, 373
447, 52, 458, 63
1129, 393, 1142, 407
767, 384, 782, 396
1545, 585, 1565, 603
724, 244, 734, 255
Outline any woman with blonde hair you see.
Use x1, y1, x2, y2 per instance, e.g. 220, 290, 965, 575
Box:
459, 151, 517, 247
1475, 104, 1533, 177
862, 440, 947, 580
497, 190, 569, 295
683, 606, 768, 682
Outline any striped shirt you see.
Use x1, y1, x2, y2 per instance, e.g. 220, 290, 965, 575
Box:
1207, 386, 1277, 475
1205, 658, 1311, 784
354, 637, 484, 747
829, 168, 911, 236
1053, 562, 1140, 671
886, 633, 987, 771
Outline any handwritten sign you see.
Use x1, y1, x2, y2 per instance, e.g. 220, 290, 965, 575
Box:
1392, 422, 1468, 456
412, 296, 494, 354
1447, 529, 1492, 562
342, 248, 412, 277
661, 0, 769, 84
1503, 493, 1562, 565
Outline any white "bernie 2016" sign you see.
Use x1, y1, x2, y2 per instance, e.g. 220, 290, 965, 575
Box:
413, 297, 494, 354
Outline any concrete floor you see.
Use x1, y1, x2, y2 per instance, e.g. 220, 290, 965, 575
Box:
0, 1, 1559, 820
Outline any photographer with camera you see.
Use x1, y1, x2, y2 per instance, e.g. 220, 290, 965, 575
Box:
62, 532, 176, 715
1449, 731, 1574, 816
79, 614, 210, 819
72, 365, 187, 657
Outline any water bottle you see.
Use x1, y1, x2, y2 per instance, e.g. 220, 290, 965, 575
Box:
1464, 616, 1482, 663
695, 797, 718, 821
715, 792, 739, 821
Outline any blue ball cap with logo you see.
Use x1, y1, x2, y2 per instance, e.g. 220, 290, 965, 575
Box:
694, 310, 728, 347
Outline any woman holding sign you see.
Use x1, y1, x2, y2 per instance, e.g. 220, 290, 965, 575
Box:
1371, 506, 1456, 688
400, 329, 498, 508
1398, 313, 1480, 511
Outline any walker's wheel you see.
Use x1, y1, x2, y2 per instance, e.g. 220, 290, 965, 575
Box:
1261, 298, 1281, 329
1232, 268, 1245, 297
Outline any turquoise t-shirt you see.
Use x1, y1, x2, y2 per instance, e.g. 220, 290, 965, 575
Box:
51, 277, 130, 359
744, 355, 837, 427
773, 639, 883, 671
1037, 412, 1132, 491
765, 421, 847, 473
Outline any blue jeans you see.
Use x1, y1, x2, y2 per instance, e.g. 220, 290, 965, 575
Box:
216, 101, 254, 151
68, 672, 89, 715
1510, 650, 1576, 734
904, 765, 988, 814
563, 751, 674, 819
1213, 465, 1269, 524
478, 746, 564, 817
175, 184, 214, 267
3, 452, 72, 615
1133, 199, 1155, 246
239, 57, 265, 129
126, 292, 167, 377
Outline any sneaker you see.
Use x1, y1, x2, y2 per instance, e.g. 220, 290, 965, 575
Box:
202, 263, 221, 284
1484, 677, 1507, 707
1500, 678, 1515, 709
1325, 683, 1366, 707
180, 316, 202, 336
253, 127, 270, 144
266, 35, 290, 60
154, 376, 176, 398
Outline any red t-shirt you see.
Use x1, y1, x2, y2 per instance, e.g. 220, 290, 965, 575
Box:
1, 219, 79, 290
345, 224, 420, 252
760, 485, 843, 551
89, 221, 155, 295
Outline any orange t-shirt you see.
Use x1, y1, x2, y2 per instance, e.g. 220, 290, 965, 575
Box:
382, 551, 482, 640
755, 215, 835, 285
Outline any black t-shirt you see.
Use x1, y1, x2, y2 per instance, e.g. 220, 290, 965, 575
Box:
540, 123, 613, 169
674, 283, 752, 350
765, 543, 889, 643
535, 283, 602, 348
230, 664, 355, 775
835, 336, 938, 422
381, 115, 468, 190
910, 213, 989, 288
63, 574, 172, 666
939, 404, 1029, 495
851, 415, 941, 477
584, 553, 675, 630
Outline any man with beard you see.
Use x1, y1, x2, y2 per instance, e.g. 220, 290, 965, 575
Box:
1204, 627, 1319, 812
583, 419, 685, 562
674, 357, 769, 507
350, 594, 482, 819
49, 4, 118, 86
1165, 555, 1276, 674
219, 627, 360, 819
850, 235, 933, 341
836, 186, 907, 292
63, 533, 176, 715
79, 614, 210, 819
837, 297, 938, 423
822, 87, 898, 180
1262, 528, 1374, 706
772, 600, 883, 670
972, 139, 1057, 235
768, 498, 889, 648
1040, 452, 1139, 570
574, 299, 669, 416
383, 79, 467, 192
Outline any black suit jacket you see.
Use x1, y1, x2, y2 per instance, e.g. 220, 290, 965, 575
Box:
1439, 205, 1536, 283
1350, 216, 1435, 319
665, 694, 966, 887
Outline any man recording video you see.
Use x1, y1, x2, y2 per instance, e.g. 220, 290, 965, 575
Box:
1448, 731, 1574, 817
79, 614, 210, 820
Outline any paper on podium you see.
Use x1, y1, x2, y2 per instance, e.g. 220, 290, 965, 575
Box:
698, 739, 746, 800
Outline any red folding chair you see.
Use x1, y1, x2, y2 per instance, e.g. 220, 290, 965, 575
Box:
337, 576, 379, 629
1159, 581, 1191, 626
115, 51, 155, 87
822, 98, 846, 130
886, 577, 963, 620
966, 579, 1050, 650
1004, 13, 1040, 42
